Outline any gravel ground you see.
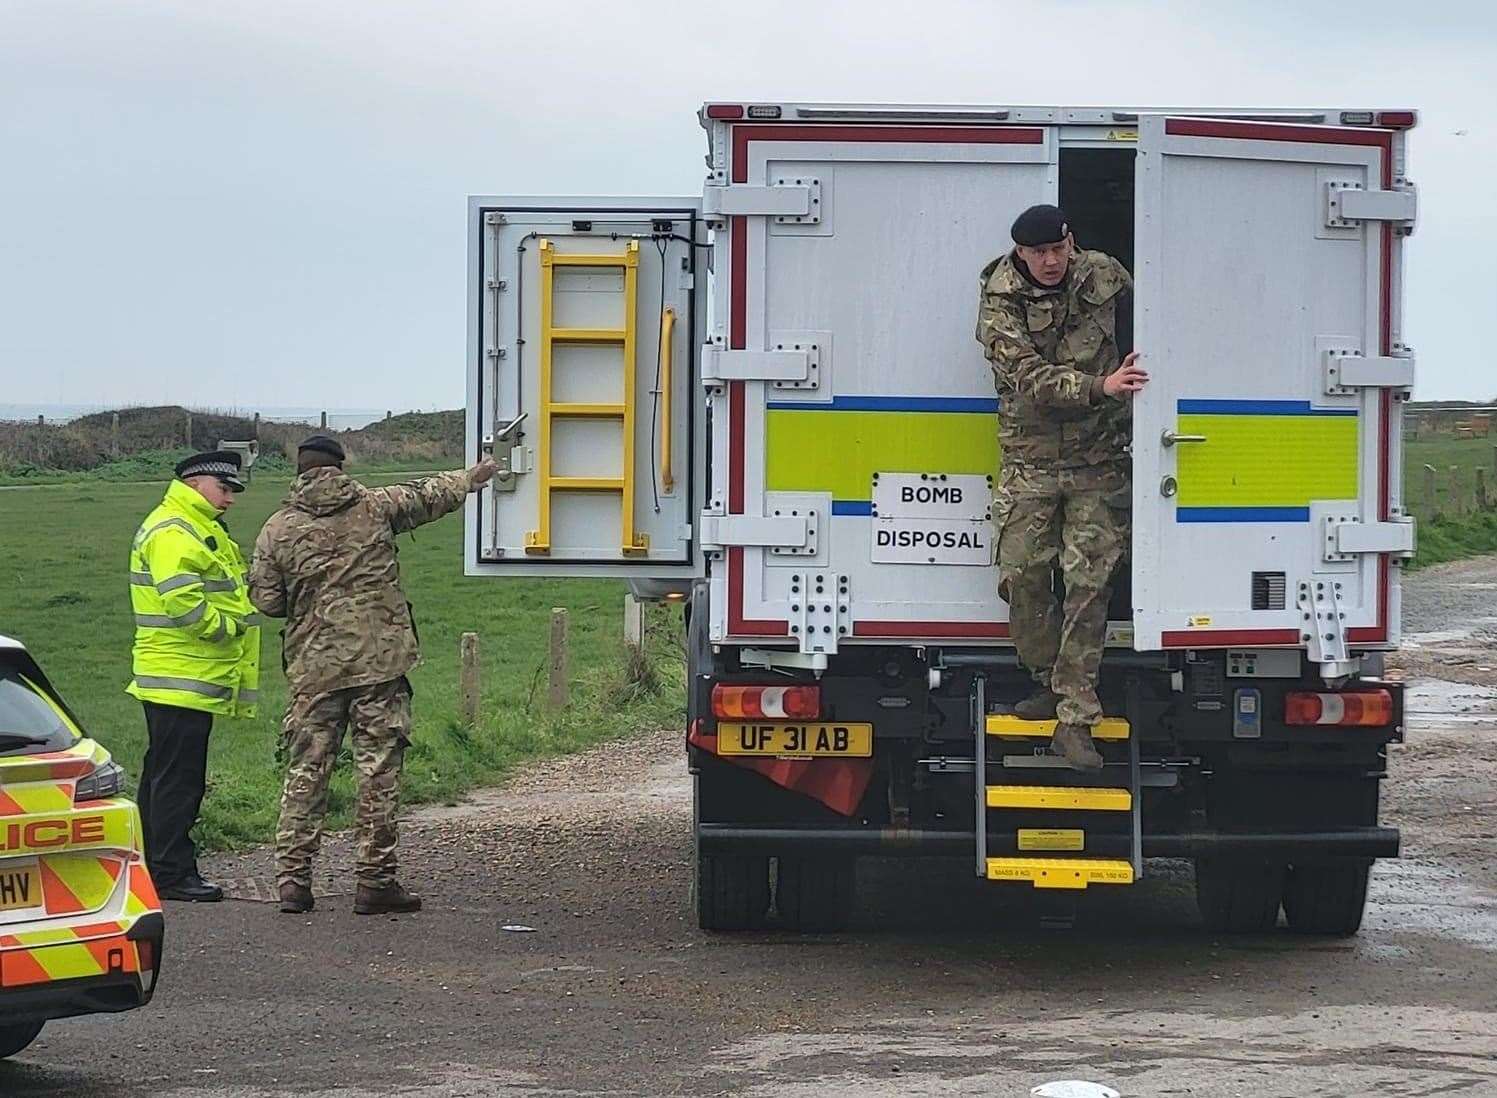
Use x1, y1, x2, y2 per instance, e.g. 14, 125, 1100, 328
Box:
4, 561, 1497, 1097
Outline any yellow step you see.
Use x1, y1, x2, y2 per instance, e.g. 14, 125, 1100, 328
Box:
985, 857, 1135, 889
986, 785, 1131, 811
986, 715, 1130, 741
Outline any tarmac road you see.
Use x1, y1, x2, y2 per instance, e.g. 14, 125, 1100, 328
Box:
4, 560, 1497, 1097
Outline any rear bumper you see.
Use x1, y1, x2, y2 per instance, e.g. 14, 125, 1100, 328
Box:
0, 912, 163, 1024
698, 824, 1400, 860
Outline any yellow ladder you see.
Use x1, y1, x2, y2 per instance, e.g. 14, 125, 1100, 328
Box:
526, 239, 648, 556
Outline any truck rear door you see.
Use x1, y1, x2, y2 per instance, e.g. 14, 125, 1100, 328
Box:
1130, 115, 1416, 664
703, 116, 1058, 649
465, 197, 707, 579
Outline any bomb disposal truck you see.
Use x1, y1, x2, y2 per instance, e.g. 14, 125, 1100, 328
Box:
465, 103, 1417, 934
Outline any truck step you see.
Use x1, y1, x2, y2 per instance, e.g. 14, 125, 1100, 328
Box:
986, 715, 1130, 741
985, 785, 1132, 811
985, 857, 1136, 889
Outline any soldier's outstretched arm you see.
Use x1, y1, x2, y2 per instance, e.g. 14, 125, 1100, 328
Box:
247, 523, 288, 619
374, 460, 498, 534
977, 289, 1105, 409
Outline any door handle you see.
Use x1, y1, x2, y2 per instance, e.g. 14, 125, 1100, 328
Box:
1161, 430, 1207, 448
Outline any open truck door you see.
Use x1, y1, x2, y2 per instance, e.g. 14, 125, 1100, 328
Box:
1130, 115, 1417, 672
465, 197, 708, 580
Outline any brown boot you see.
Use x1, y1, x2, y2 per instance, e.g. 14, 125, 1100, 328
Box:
1051, 723, 1104, 772
279, 882, 314, 914
354, 881, 422, 915
1013, 687, 1061, 721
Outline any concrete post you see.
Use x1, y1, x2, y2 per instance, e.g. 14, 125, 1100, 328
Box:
623, 594, 644, 652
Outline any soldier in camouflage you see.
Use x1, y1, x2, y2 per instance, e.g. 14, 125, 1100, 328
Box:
248, 435, 497, 914
976, 204, 1149, 770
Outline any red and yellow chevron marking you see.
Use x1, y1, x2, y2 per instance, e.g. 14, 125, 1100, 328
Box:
0, 782, 73, 816
36, 853, 124, 916
123, 860, 160, 916
0, 931, 146, 988
0, 740, 105, 786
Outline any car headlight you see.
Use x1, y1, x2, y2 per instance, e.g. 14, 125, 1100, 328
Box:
75, 760, 125, 802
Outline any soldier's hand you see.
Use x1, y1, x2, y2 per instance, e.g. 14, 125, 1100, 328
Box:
467, 459, 500, 488
1103, 352, 1149, 398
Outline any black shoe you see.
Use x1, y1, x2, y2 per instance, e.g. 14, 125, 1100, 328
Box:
1050, 723, 1104, 772
1013, 687, 1061, 721
354, 881, 422, 915
158, 874, 224, 902
279, 882, 314, 914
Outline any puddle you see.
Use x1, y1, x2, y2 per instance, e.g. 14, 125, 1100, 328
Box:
1405, 678, 1497, 725
1365, 857, 1497, 953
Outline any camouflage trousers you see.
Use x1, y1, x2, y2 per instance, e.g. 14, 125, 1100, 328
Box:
275, 676, 412, 890
996, 462, 1130, 727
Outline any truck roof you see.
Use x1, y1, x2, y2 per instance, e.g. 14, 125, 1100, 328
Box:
699, 102, 1417, 128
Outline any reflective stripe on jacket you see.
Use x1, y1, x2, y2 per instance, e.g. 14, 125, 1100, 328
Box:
125, 480, 260, 717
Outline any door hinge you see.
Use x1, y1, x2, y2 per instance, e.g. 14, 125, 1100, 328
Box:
1323, 349, 1416, 396
702, 182, 813, 221
699, 513, 809, 551
1324, 181, 1417, 229
1323, 515, 1416, 562
701, 347, 813, 385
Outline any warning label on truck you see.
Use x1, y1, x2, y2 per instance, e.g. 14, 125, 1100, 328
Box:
871, 518, 994, 566
870, 472, 994, 565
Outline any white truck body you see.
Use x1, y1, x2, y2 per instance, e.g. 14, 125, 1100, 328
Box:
466, 104, 1417, 673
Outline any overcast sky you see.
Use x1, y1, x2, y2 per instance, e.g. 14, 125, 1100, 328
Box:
0, 0, 1490, 410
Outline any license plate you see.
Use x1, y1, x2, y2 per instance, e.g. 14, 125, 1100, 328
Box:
0, 861, 41, 913
717, 722, 873, 757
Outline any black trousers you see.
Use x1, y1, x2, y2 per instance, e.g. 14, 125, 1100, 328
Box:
137, 702, 213, 885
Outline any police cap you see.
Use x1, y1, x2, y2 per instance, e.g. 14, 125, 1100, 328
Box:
175, 449, 247, 493
1011, 204, 1070, 247
297, 434, 346, 463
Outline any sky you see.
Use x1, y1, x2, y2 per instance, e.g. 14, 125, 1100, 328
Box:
0, 0, 1491, 410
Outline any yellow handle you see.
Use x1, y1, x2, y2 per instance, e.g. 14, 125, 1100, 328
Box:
659, 307, 676, 494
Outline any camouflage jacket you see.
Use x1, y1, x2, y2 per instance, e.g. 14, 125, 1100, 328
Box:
976, 247, 1132, 469
248, 467, 473, 698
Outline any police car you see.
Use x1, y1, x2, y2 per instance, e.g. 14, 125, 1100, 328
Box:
0, 635, 163, 1058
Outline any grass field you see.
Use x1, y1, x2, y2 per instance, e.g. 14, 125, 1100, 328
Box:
0, 470, 684, 850
1404, 434, 1497, 567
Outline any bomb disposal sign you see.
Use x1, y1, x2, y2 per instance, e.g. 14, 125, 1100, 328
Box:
870, 473, 995, 566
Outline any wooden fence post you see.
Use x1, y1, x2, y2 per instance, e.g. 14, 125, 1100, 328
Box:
460, 632, 480, 728
1423, 464, 1437, 517
320, 410, 328, 429
1449, 466, 1464, 515
548, 608, 570, 708
1478, 467, 1490, 511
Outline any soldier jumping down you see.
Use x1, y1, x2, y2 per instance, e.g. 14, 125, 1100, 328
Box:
976, 204, 1149, 770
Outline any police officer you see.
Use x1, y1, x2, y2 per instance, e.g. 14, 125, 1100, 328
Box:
248, 436, 496, 915
976, 205, 1149, 770
127, 450, 260, 901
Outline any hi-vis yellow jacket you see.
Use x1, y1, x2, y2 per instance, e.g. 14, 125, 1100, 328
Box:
125, 480, 260, 718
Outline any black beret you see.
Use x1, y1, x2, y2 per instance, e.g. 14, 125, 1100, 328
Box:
1011, 204, 1070, 247
175, 450, 246, 492
297, 434, 346, 462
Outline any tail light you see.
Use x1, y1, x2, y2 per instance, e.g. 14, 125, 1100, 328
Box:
711, 684, 821, 720
1284, 689, 1394, 727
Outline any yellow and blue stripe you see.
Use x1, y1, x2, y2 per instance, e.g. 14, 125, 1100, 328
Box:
765, 396, 1000, 514
1174, 399, 1358, 523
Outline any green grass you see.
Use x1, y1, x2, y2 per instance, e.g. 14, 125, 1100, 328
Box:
1403, 435, 1497, 568
0, 473, 684, 850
